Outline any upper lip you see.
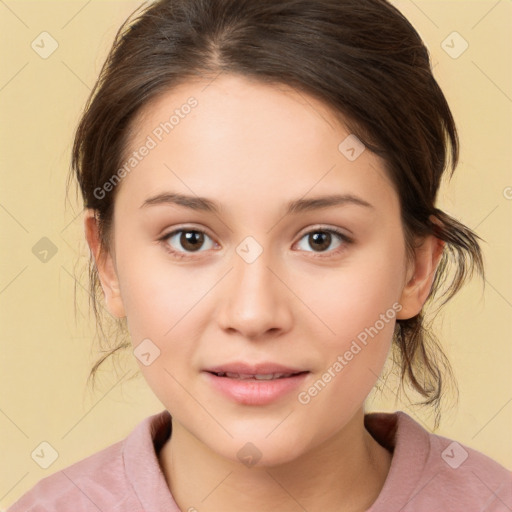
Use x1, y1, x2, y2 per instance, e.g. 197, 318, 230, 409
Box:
204, 362, 308, 375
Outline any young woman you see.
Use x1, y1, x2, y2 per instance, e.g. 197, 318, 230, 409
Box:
8, 0, 511, 510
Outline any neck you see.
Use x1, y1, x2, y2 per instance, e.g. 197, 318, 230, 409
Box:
158, 408, 392, 512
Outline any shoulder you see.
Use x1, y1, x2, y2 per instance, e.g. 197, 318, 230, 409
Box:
6, 411, 172, 512
6, 439, 135, 512
366, 411, 512, 512
422, 419, 512, 510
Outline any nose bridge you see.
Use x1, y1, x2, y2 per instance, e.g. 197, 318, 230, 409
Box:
217, 239, 291, 337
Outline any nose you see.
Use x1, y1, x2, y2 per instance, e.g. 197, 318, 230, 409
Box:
216, 245, 293, 340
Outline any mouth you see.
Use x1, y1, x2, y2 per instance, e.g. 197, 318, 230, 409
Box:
207, 371, 309, 380
202, 364, 310, 405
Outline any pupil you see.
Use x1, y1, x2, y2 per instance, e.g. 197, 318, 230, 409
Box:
181, 231, 204, 251
310, 232, 330, 251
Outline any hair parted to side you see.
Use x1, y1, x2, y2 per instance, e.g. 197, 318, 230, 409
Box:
68, 0, 484, 429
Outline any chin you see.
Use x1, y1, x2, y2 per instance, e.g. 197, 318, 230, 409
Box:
207, 430, 311, 469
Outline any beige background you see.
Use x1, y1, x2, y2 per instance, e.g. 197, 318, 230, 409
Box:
0, 0, 511, 507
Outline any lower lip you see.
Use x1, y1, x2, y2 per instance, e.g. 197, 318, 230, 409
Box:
203, 371, 309, 405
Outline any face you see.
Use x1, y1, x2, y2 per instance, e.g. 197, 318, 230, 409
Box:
88, 74, 431, 466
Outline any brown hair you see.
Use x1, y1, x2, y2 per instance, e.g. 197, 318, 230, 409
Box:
68, 0, 484, 428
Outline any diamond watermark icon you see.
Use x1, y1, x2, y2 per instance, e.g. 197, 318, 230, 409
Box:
31, 32, 59, 59
31, 441, 59, 469
133, 338, 161, 366
441, 32, 468, 59
441, 441, 468, 469
338, 134, 366, 161
32, 237, 58, 263
237, 442, 262, 468
236, 236, 263, 264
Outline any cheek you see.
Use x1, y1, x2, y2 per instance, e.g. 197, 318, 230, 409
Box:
117, 253, 201, 407
297, 286, 399, 428
302, 239, 404, 347
115, 245, 216, 386
116, 243, 199, 338
294, 236, 404, 409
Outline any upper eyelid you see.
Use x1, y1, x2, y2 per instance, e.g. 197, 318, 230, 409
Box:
296, 224, 351, 239
162, 224, 349, 238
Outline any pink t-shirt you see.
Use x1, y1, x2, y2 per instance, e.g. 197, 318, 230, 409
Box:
7, 410, 512, 511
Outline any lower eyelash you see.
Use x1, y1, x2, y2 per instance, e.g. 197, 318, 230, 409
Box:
161, 243, 189, 259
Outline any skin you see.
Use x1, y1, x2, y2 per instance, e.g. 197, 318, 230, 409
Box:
85, 74, 444, 512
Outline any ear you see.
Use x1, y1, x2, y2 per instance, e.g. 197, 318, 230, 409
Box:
83, 209, 126, 319
396, 220, 445, 320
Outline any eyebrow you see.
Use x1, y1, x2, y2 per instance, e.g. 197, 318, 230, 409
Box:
140, 192, 374, 214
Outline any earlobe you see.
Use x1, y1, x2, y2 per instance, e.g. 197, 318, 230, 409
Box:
83, 209, 126, 319
396, 233, 445, 320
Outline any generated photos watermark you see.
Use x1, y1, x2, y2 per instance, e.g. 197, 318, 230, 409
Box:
93, 96, 198, 200
298, 302, 402, 405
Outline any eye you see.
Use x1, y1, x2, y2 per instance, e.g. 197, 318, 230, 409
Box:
159, 226, 352, 260
160, 228, 216, 257
295, 227, 352, 255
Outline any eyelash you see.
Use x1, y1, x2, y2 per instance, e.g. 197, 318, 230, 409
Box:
158, 226, 354, 260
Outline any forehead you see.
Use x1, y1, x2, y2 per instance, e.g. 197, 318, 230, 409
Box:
115, 74, 398, 219
127, 74, 344, 157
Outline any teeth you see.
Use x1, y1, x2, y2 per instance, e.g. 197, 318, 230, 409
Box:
217, 372, 294, 380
